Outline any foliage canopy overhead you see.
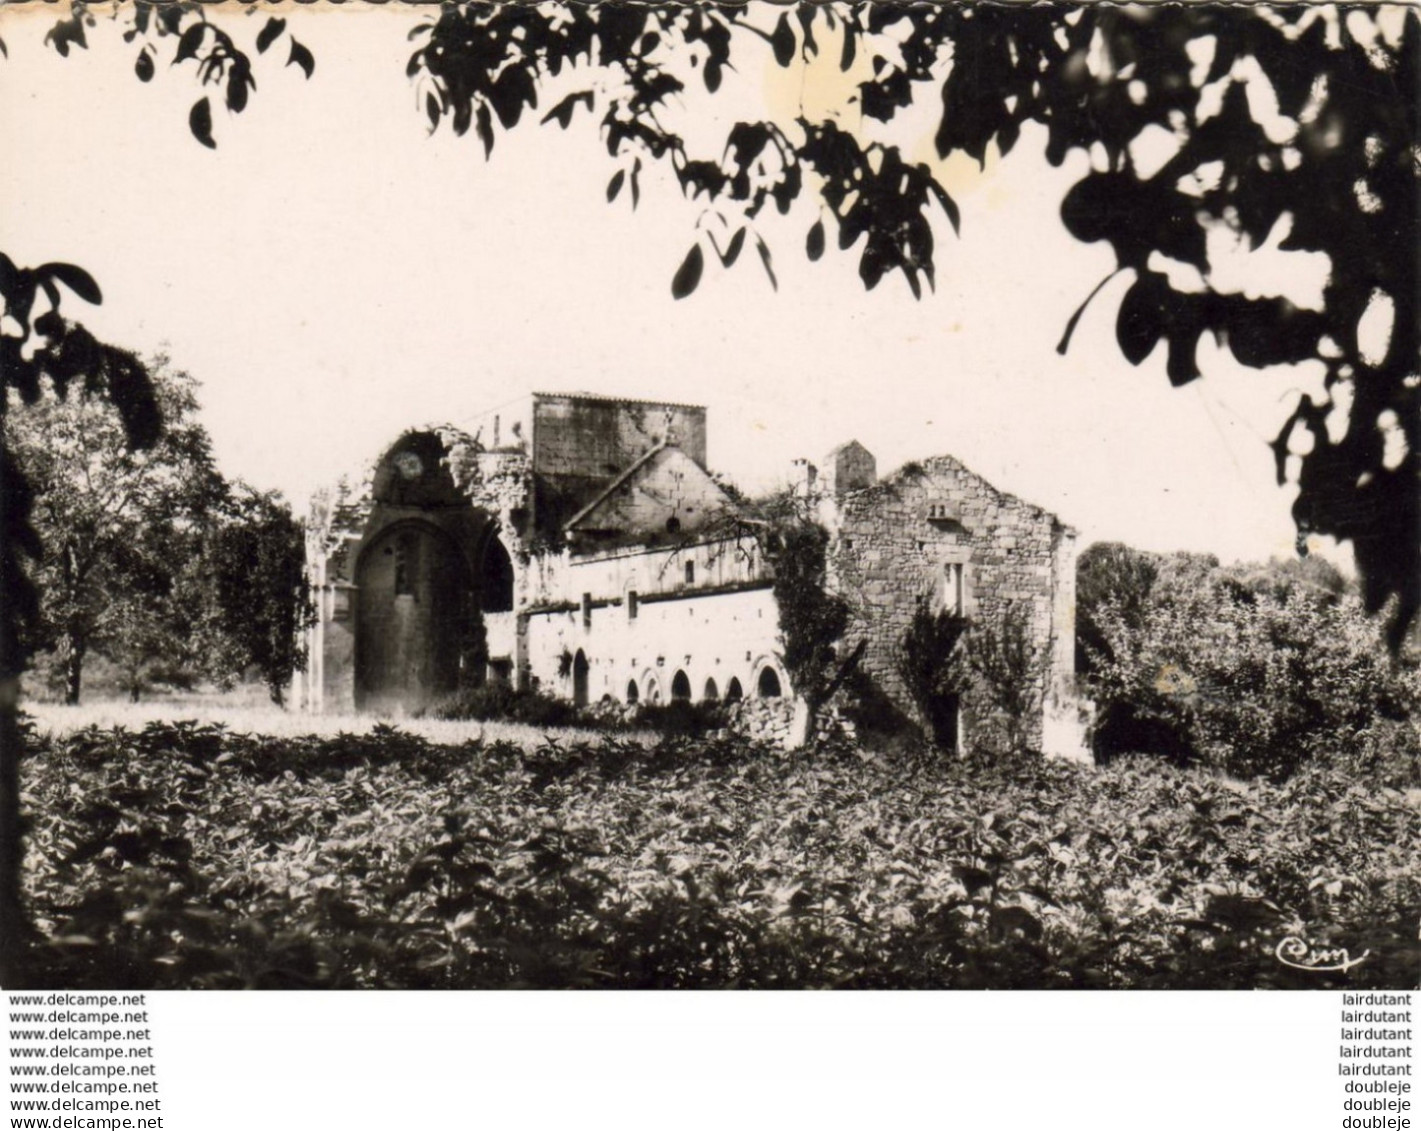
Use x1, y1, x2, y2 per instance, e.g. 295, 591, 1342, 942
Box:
3, 1, 1418, 647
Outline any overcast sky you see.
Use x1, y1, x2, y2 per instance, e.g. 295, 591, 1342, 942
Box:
0, 4, 1341, 566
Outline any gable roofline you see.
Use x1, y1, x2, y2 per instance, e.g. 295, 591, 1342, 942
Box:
865, 452, 1074, 533
561, 439, 670, 532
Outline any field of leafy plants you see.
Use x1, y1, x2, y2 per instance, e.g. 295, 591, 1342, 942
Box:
16, 718, 1420, 989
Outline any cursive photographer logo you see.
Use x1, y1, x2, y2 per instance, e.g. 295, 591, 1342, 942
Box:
1275, 935, 1370, 974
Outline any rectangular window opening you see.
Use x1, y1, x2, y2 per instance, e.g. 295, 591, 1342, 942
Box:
945, 563, 965, 616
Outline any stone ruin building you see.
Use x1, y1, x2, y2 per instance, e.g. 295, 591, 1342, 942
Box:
296, 392, 1087, 757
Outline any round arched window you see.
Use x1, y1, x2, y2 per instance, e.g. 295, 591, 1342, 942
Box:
757, 667, 782, 699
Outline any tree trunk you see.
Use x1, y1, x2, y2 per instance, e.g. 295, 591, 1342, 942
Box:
0, 685, 29, 986
64, 644, 84, 705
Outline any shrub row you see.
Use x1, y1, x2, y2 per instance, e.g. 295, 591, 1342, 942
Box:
16, 719, 1419, 989
422, 684, 730, 738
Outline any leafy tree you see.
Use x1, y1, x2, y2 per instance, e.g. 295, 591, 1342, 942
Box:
7, 359, 225, 704
205, 486, 313, 706
763, 516, 850, 721
0, 265, 156, 980
1085, 553, 1419, 782
898, 596, 969, 750
966, 601, 1047, 757
1075, 542, 1161, 677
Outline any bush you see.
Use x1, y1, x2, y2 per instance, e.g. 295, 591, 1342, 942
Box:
422, 684, 581, 729
16, 718, 1419, 989
898, 597, 968, 749
424, 684, 731, 739
1083, 552, 1420, 782
632, 699, 726, 738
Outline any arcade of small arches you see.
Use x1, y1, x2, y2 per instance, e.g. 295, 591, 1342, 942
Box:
572, 651, 786, 709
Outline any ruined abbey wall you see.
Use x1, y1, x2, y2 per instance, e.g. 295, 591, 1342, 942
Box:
824, 456, 1077, 753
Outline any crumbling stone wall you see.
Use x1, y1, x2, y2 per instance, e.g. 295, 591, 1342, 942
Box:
823, 455, 1076, 754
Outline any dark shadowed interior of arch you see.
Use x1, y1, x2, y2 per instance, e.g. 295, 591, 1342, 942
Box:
573, 649, 589, 708
480, 536, 514, 613
626, 680, 639, 705
703, 678, 718, 703
757, 667, 782, 698
355, 521, 467, 713
725, 677, 743, 702
671, 670, 691, 702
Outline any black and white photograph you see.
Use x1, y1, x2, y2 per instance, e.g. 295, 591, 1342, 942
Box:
1, 0, 1417, 1095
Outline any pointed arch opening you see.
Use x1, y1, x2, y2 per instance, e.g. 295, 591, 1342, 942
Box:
573, 649, 589, 708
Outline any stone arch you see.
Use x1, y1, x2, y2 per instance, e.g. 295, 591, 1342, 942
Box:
725, 677, 743, 703
756, 665, 784, 699
670, 670, 692, 703
703, 677, 719, 703
625, 679, 640, 705
641, 672, 662, 704
354, 519, 470, 713
572, 649, 590, 708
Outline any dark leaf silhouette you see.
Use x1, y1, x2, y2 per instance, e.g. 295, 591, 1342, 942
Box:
226, 63, 253, 115
475, 104, 493, 159
771, 14, 795, 67
541, 90, 593, 130
1116, 275, 1167, 367
671, 243, 704, 300
255, 17, 285, 55
719, 228, 747, 268
173, 21, 204, 66
134, 50, 153, 83
606, 170, 625, 203
287, 38, 315, 80
188, 97, 215, 149
805, 218, 825, 261
38, 264, 102, 307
